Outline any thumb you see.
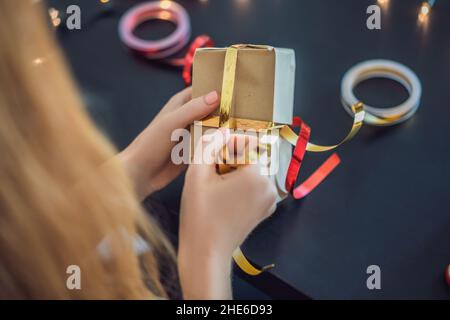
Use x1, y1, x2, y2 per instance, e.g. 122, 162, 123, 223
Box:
190, 128, 231, 179
171, 91, 220, 128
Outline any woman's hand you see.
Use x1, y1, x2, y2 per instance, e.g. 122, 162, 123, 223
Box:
119, 87, 220, 200
178, 130, 278, 299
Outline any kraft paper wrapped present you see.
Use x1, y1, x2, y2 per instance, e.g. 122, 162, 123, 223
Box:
190, 45, 296, 201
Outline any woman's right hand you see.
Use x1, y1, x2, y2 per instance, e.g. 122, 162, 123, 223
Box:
178, 129, 278, 299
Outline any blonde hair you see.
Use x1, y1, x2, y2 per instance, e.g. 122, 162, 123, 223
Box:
0, 0, 176, 299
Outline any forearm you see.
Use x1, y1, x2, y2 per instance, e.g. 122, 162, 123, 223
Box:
117, 148, 152, 201
178, 244, 232, 300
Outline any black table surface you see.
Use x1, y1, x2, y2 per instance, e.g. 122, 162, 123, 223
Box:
51, 0, 450, 299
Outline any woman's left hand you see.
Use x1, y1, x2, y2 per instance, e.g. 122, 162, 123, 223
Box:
119, 87, 220, 200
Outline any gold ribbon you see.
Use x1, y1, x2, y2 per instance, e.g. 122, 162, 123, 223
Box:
280, 102, 365, 152
202, 116, 283, 131
217, 46, 238, 174
218, 47, 238, 128
213, 45, 366, 276
215, 46, 276, 275
360, 108, 415, 126
232, 248, 275, 276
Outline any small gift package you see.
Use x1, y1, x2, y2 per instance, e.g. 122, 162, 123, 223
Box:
190, 45, 296, 201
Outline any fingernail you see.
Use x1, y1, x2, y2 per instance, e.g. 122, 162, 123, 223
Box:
204, 91, 218, 105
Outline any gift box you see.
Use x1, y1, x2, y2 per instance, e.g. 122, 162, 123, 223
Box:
190, 45, 296, 201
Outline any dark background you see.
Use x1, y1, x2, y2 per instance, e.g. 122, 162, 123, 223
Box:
48, 0, 450, 299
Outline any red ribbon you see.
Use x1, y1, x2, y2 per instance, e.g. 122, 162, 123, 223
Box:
182, 35, 214, 86
285, 117, 341, 199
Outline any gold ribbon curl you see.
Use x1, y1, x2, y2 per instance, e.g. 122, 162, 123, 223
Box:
280, 102, 365, 152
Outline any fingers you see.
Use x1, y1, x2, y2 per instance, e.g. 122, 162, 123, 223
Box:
188, 128, 230, 180
255, 172, 277, 219
226, 134, 259, 163
188, 132, 258, 181
167, 87, 192, 109
170, 91, 219, 128
265, 197, 278, 218
229, 163, 278, 217
154, 87, 193, 122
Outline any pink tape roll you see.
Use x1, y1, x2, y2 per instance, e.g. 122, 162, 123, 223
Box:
118, 1, 191, 66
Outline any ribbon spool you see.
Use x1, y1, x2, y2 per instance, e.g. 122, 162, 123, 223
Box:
341, 59, 422, 126
118, 1, 213, 85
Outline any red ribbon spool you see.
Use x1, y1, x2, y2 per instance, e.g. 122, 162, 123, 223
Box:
118, 1, 213, 86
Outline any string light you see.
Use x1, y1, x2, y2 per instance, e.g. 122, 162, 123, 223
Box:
48, 8, 61, 27
377, 0, 389, 10
418, 0, 435, 23
375, 0, 438, 25
235, 0, 251, 9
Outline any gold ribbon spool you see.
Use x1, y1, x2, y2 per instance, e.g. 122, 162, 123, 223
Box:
341, 60, 422, 126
